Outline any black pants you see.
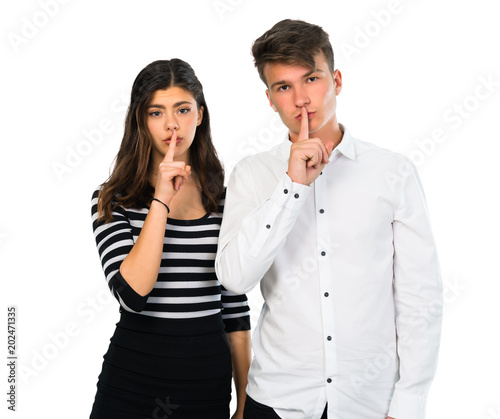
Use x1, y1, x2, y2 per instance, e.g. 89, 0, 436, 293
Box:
243, 395, 327, 418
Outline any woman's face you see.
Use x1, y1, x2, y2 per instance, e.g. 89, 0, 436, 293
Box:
146, 86, 203, 165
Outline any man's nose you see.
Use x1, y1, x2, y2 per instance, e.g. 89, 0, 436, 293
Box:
294, 87, 310, 108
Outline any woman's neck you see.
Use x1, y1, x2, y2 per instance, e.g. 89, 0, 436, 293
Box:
167, 173, 206, 220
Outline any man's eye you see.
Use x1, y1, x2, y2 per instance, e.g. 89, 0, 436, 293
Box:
277, 85, 290, 92
307, 77, 318, 82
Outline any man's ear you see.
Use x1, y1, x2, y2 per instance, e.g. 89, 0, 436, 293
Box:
265, 90, 278, 112
333, 69, 342, 96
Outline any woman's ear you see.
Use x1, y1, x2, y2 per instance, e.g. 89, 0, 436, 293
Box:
197, 106, 204, 126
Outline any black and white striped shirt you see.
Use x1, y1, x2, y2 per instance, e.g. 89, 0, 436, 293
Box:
91, 190, 250, 333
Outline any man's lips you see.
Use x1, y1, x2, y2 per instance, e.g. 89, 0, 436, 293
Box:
296, 112, 315, 120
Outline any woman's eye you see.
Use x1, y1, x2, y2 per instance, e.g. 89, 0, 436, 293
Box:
149, 111, 162, 117
178, 108, 191, 114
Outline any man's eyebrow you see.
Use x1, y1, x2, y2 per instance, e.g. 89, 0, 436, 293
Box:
147, 100, 194, 109
269, 68, 324, 90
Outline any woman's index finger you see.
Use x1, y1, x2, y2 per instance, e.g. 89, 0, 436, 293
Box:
163, 130, 177, 162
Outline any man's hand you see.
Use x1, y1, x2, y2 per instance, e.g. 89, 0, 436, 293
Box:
287, 107, 333, 185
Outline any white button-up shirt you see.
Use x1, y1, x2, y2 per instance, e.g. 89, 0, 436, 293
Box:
215, 126, 442, 419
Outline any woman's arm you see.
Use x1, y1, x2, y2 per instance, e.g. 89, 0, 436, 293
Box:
118, 200, 169, 296
92, 190, 171, 309
219, 277, 251, 416
227, 330, 251, 419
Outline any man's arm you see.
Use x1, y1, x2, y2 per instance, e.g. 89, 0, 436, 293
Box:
387, 161, 443, 419
216, 160, 311, 294
216, 108, 332, 294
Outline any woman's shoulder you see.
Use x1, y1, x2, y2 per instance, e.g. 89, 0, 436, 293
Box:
91, 186, 145, 224
217, 188, 226, 214
91, 186, 124, 201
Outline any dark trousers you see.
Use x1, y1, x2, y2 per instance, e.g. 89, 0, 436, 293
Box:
243, 395, 327, 418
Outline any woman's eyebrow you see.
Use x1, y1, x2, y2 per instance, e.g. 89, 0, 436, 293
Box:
147, 101, 193, 109
173, 100, 194, 107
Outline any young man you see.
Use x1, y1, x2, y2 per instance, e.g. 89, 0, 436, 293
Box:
215, 19, 442, 419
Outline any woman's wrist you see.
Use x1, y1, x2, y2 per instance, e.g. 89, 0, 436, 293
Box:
150, 197, 170, 213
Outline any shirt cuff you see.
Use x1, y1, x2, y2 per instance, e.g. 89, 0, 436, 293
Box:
223, 315, 251, 333
388, 389, 428, 419
110, 270, 150, 312
270, 173, 312, 212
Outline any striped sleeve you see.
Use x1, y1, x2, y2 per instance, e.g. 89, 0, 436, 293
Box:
220, 285, 250, 333
91, 189, 150, 312
218, 188, 250, 332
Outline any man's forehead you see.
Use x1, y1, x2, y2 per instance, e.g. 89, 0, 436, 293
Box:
263, 53, 329, 84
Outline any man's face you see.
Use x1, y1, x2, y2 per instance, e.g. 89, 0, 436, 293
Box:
263, 52, 342, 142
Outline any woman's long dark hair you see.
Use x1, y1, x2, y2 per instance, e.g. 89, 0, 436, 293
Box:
97, 59, 224, 222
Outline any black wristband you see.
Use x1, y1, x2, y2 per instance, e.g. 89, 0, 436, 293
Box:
151, 198, 170, 213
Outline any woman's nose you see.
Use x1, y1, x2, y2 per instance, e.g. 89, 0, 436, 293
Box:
165, 118, 178, 131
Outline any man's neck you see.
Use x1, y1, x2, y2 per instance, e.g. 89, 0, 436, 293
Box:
320, 122, 344, 150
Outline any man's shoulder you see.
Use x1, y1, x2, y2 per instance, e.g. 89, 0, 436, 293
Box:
352, 136, 412, 168
232, 142, 287, 173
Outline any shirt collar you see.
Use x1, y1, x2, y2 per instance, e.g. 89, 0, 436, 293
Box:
335, 124, 356, 160
280, 123, 357, 161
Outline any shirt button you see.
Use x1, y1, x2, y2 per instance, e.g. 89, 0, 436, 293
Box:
283, 189, 288, 194
327, 378, 332, 383
327, 336, 332, 341
266, 224, 271, 229
319, 209, 325, 214
294, 193, 299, 199
324, 292, 329, 297
321, 251, 326, 256
320, 172, 323, 175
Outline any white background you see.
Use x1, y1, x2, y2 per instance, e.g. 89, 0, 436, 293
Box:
1, 0, 499, 417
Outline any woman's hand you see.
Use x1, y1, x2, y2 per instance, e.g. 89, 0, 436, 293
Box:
154, 130, 191, 205
231, 409, 244, 419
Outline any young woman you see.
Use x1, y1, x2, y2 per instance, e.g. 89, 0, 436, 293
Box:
89, 59, 251, 419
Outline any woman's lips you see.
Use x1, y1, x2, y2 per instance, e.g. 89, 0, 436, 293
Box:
164, 138, 182, 144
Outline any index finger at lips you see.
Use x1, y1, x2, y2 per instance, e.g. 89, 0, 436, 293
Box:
298, 107, 309, 141
163, 130, 177, 162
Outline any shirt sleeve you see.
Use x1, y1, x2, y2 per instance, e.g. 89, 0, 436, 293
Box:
388, 163, 443, 419
220, 285, 251, 333
91, 190, 150, 312
215, 159, 311, 294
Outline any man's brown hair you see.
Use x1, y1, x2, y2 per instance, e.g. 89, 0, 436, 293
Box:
251, 19, 335, 85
